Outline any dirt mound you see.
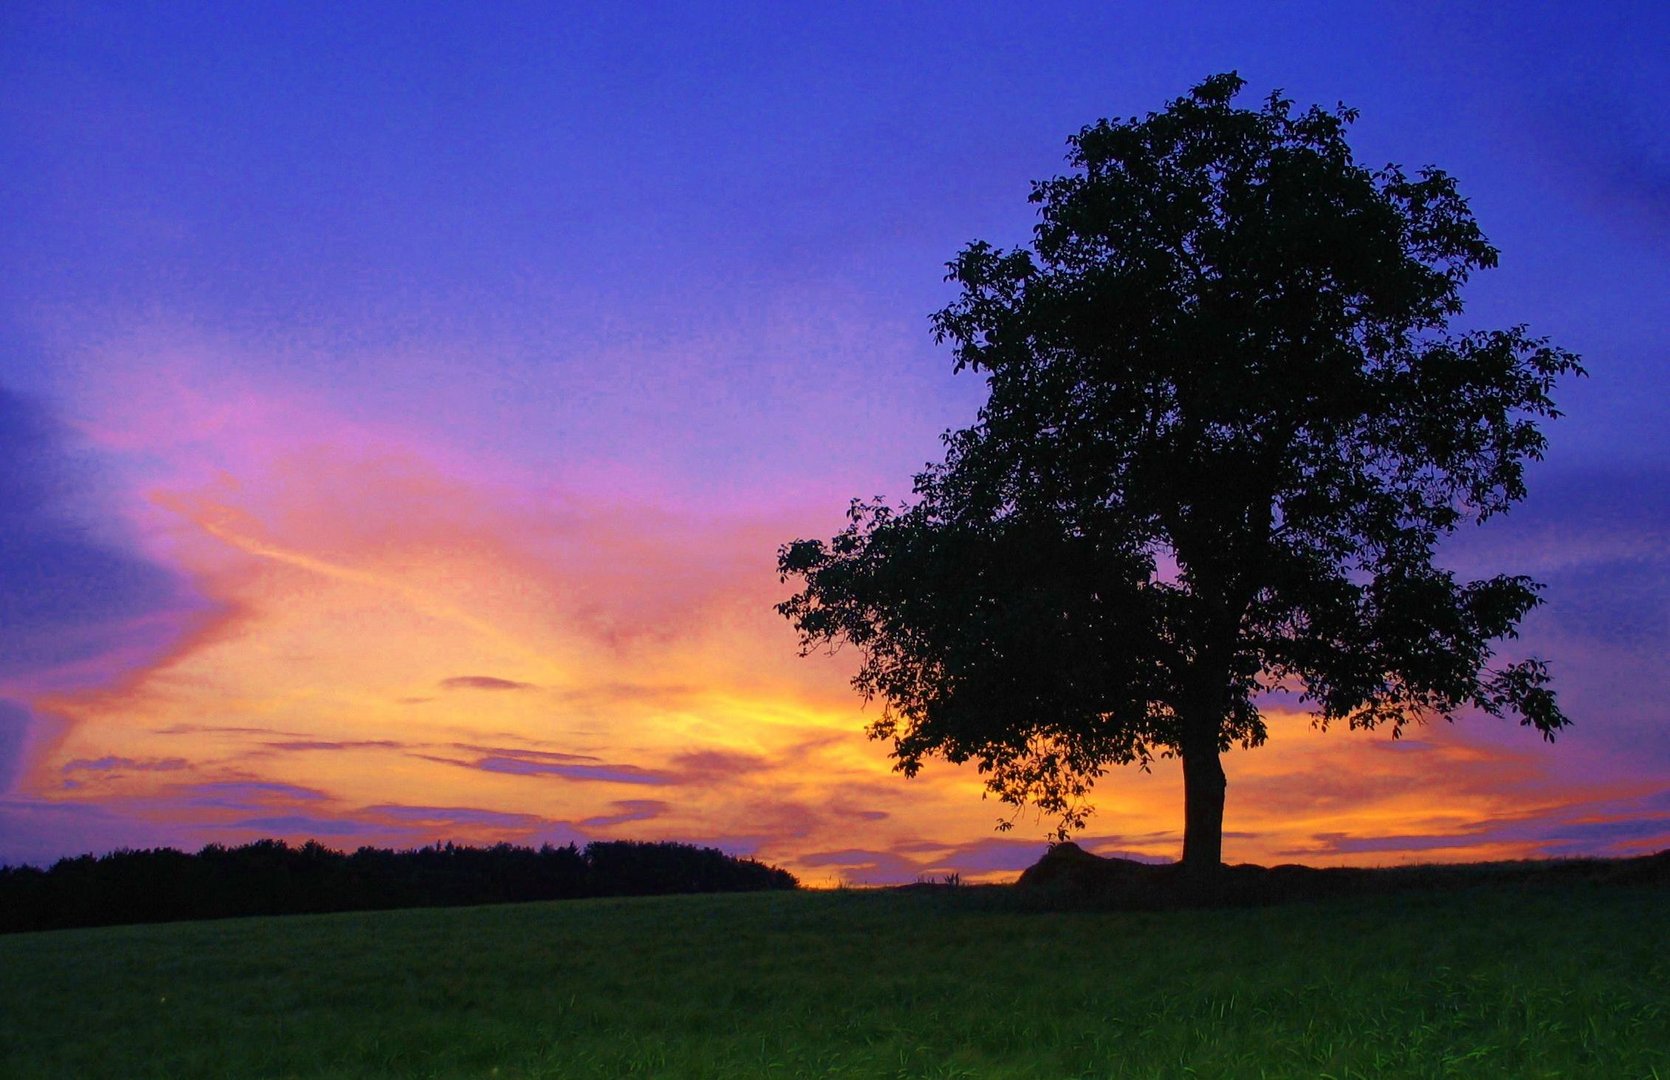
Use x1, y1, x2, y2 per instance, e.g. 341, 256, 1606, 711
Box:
1015, 842, 1156, 890
1013, 844, 1670, 910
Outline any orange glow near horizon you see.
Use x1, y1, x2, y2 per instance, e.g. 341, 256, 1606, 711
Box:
16, 418, 1651, 884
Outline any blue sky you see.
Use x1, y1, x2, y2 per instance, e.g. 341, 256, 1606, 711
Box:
1, 2, 1665, 877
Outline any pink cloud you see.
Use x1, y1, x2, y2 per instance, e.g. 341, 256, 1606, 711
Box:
7, 340, 1664, 882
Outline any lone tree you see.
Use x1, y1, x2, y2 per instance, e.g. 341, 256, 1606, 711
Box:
777, 74, 1583, 871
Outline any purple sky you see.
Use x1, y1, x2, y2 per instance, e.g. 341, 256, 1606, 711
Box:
1, 3, 1666, 880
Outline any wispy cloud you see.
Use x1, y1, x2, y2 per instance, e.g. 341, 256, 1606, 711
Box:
448, 744, 600, 764
441, 676, 534, 692
472, 757, 675, 785
797, 848, 927, 884
362, 804, 548, 829
670, 749, 771, 784
832, 806, 889, 822
230, 815, 373, 837
265, 740, 405, 752
154, 724, 312, 737
926, 837, 1051, 875
579, 800, 669, 829
1279, 784, 1670, 862
62, 756, 190, 774
174, 781, 331, 808
407, 745, 676, 786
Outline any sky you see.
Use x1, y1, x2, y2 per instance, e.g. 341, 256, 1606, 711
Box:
1, 2, 1666, 883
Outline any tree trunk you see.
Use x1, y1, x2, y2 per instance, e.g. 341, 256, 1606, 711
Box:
1180, 739, 1226, 873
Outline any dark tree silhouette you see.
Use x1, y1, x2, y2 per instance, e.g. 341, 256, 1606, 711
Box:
777, 74, 1582, 872
0, 839, 797, 933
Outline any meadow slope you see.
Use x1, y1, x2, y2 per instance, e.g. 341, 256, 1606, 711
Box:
2, 882, 1665, 1078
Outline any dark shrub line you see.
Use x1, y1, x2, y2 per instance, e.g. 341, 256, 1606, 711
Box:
0, 839, 798, 933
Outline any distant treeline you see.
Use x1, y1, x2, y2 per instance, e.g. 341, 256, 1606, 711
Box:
0, 839, 799, 934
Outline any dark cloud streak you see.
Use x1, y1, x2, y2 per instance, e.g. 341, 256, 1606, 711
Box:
409, 747, 675, 786
62, 756, 189, 774
474, 757, 674, 785
579, 799, 668, 828
265, 740, 404, 752
361, 804, 547, 829
440, 676, 533, 691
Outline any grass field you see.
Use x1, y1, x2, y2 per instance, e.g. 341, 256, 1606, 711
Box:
2, 882, 1665, 1078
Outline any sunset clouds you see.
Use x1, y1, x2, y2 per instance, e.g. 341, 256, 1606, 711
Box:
7, 381, 1663, 880
2, 5, 1665, 879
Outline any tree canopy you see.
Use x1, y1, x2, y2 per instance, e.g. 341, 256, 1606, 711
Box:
776, 73, 1583, 870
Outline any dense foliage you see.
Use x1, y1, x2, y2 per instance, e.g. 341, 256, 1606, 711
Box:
0, 838, 797, 933
779, 74, 1582, 867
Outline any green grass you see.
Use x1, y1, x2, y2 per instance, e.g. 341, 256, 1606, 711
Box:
2, 883, 1665, 1078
